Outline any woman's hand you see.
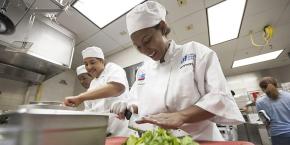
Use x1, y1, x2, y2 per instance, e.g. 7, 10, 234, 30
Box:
110, 101, 128, 119
64, 96, 83, 107
136, 105, 215, 129
136, 112, 186, 129
110, 102, 138, 120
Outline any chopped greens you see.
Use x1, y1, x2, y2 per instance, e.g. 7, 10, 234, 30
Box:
122, 128, 199, 145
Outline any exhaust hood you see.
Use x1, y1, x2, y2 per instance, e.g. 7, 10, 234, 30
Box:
0, 0, 75, 84
0, 40, 68, 84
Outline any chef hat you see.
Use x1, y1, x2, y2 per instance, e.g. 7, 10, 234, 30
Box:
126, 1, 166, 36
76, 65, 87, 76
82, 46, 104, 60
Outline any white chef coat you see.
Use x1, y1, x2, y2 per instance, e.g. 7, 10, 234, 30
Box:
129, 40, 245, 141
84, 62, 132, 136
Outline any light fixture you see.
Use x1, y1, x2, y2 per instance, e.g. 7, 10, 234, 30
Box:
73, 0, 145, 29
232, 49, 284, 68
207, 0, 246, 45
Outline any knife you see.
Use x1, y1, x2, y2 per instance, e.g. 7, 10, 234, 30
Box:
124, 109, 191, 138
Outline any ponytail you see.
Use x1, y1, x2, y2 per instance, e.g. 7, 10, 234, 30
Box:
259, 77, 279, 100
265, 84, 279, 100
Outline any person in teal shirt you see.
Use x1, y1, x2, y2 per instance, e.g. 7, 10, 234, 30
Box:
256, 77, 290, 145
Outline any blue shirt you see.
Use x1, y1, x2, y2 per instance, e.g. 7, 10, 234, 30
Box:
256, 91, 290, 136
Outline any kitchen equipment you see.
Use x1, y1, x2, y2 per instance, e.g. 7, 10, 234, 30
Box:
18, 101, 77, 110
124, 109, 190, 137
0, 108, 109, 145
18, 101, 77, 111
0, 0, 75, 84
0, 0, 15, 35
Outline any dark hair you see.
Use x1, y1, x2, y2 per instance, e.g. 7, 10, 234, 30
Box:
259, 77, 279, 100
154, 21, 171, 37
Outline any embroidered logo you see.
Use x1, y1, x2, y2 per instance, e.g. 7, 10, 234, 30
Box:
180, 53, 196, 64
180, 53, 196, 69
137, 73, 145, 81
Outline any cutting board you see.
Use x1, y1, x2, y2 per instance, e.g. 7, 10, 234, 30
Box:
105, 137, 255, 145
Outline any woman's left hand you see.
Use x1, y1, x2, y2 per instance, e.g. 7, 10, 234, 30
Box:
136, 112, 186, 129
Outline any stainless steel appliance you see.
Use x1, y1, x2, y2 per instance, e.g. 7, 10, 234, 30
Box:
18, 101, 77, 111
0, 108, 109, 145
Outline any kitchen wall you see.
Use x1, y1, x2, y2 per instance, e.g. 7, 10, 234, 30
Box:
106, 46, 150, 68
226, 64, 290, 108
227, 64, 290, 91
0, 70, 77, 111
35, 70, 76, 102
0, 78, 28, 110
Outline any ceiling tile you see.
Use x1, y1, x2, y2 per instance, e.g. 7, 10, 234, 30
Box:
178, 32, 209, 47
240, 5, 287, 36
211, 40, 238, 70
277, 2, 290, 26
236, 32, 263, 51
58, 7, 100, 44
23, 0, 59, 9
204, 0, 224, 7
244, 0, 289, 17
270, 23, 290, 50
157, 0, 204, 23
105, 46, 126, 57
234, 47, 262, 60
238, 22, 290, 51
171, 10, 207, 42
102, 16, 131, 47
85, 31, 120, 54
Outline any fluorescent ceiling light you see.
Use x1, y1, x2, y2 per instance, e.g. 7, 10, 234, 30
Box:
232, 49, 284, 68
207, 0, 246, 45
73, 0, 145, 28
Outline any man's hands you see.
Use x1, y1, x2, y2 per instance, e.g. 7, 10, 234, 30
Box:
64, 96, 83, 107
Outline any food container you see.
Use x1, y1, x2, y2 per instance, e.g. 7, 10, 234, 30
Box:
18, 101, 77, 111
0, 108, 109, 145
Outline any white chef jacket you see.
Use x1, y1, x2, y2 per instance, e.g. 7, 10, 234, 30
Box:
129, 40, 245, 141
84, 62, 132, 136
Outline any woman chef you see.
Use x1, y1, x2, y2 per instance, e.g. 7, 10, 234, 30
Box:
64, 46, 131, 136
110, 1, 244, 141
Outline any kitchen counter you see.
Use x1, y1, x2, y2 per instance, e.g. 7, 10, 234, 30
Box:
105, 137, 255, 145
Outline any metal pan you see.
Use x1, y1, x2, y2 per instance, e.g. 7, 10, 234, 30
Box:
18, 101, 77, 111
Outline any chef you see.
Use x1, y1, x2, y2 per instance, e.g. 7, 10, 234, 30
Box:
76, 65, 93, 89
110, 1, 244, 141
64, 46, 131, 136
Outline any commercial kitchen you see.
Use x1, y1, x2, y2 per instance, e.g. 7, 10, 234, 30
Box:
0, 0, 290, 145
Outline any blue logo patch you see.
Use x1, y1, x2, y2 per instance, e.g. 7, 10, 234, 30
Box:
181, 53, 196, 64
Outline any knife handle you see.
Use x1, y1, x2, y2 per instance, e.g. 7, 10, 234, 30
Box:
124, 109, 132, 120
